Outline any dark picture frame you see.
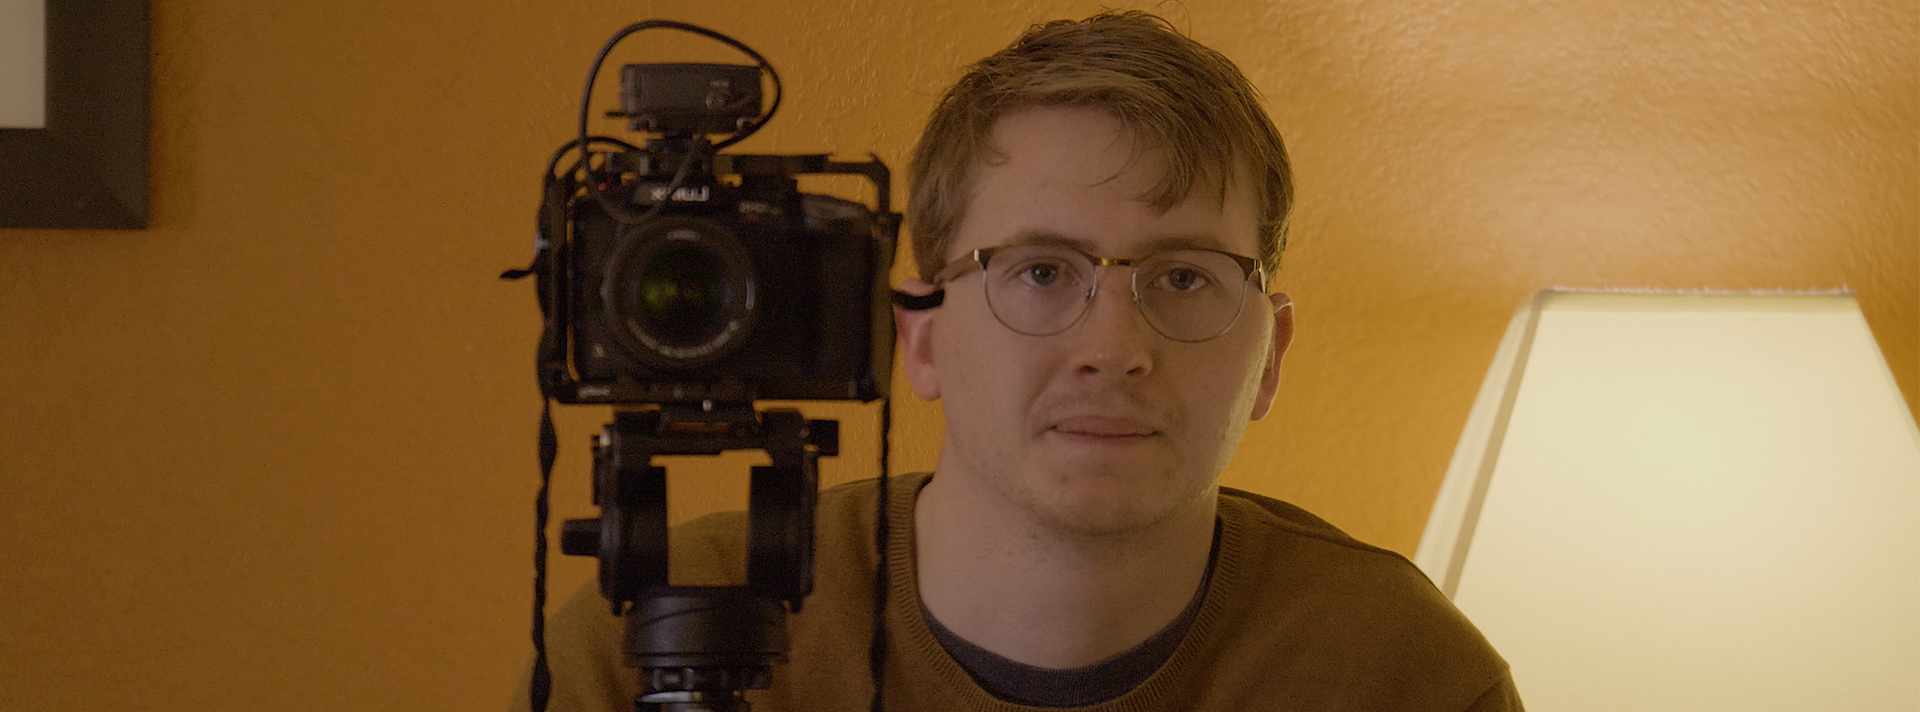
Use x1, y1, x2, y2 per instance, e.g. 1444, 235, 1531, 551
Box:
0, 0, 148, 229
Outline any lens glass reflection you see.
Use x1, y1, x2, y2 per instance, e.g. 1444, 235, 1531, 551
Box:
629, 242, 731, 348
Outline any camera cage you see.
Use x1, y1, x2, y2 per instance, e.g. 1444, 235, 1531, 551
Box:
531, 149, 900, 406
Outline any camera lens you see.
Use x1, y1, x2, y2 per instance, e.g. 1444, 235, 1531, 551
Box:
602, 219, 757, 370
632, 243, 731, 345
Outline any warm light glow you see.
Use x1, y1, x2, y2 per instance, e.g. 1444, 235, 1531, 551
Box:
1417, 291, 1920, 712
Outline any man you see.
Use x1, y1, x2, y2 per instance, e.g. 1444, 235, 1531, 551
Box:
523, 11, 1519, 710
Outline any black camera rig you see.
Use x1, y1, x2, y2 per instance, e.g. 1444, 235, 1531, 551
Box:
505, 20, 898, 712
534, 149, 897, 405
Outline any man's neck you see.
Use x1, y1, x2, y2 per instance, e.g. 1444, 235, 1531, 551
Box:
912, 466, 1218, 669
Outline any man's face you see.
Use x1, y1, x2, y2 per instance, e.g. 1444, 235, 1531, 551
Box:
897, 106, 1293, 537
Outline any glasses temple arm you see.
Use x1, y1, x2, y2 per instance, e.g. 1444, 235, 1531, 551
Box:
892, 290, 945, 311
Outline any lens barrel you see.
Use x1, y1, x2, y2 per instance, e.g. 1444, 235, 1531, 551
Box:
601, 217, 758, 370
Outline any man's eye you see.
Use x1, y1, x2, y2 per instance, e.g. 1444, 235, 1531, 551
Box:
1154, 268, 1211, 292
1019, 262, 1067, 287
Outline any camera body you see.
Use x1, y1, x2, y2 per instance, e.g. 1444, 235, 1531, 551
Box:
527, 63, 898, 406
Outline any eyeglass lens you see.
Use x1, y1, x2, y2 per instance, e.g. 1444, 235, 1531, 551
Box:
979, 244, 1253, 342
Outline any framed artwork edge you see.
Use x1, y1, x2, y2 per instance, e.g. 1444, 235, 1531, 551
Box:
0, 0, 149, 230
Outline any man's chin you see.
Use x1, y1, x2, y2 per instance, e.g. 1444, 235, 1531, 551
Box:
1018, 461, 1200, 538
1026, 496, 1184, 539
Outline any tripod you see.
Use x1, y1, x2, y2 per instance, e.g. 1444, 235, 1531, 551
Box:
560, 403, 835, 711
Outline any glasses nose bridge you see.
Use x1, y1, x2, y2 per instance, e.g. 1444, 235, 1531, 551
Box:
1080, 255, 1151, 323
1087, 254, 1143, 292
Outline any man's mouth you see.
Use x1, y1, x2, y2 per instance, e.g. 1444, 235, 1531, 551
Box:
1049, 416, 1158, 438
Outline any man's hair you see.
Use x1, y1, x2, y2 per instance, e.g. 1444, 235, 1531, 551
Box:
907, 11, 1293, 282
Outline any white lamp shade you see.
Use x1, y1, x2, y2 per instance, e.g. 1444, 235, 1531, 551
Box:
1416, 291, 1920, 711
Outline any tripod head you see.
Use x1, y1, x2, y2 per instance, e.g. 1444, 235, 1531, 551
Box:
560, 403, 836, 710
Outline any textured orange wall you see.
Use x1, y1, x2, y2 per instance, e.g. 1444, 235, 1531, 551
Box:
1, 0, 1912, 708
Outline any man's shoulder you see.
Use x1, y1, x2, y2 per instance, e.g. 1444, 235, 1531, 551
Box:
1214, 485, 1459, 620
1204, 487, 1514, 710
817, 472, 901, 512
813, 472, 923, 539
1219, 486, 1364, 544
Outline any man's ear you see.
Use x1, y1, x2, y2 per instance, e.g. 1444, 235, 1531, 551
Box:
1248, 293, 1294, 421
894, 277, 942, 402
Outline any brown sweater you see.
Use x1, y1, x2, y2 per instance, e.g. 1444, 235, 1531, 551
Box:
518, 472, 1522, 711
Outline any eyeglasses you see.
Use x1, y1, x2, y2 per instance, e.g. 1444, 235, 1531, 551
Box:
911, 243, 1267, 343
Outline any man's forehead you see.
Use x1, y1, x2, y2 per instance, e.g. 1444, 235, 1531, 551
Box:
985, 108, 1250, 207
981, 107, 1154, 181
960, 107, 1262, 257
1000, 228, 1243, 258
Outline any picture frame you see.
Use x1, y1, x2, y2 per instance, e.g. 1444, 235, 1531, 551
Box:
0, 0, 148, 229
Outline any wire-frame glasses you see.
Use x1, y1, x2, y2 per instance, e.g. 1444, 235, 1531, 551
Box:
929, 243, 1267, 343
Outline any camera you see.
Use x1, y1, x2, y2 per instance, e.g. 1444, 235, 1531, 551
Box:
524, 60, 899, 405
507, 25, 906, 710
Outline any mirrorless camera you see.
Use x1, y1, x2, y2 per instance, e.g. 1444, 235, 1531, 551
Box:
521, 58, 898, 405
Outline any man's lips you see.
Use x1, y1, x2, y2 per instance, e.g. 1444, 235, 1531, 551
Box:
1049, 416, 1159, 437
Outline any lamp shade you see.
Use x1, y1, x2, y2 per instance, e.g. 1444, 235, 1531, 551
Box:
1416, 291, 1920, 711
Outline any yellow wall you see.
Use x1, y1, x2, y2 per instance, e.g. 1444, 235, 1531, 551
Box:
1, 0, 1911, 708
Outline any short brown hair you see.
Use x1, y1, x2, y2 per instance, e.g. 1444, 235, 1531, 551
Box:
907, 11, 1293, 282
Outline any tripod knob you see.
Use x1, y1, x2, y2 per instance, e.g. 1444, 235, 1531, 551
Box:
561, 518, 601, 557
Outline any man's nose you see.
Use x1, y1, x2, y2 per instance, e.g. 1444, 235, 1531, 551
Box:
1068, 266, 1154, 377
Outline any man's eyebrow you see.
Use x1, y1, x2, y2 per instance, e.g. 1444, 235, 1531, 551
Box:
1005, 230, 1096, 251
1005, 229, 1231, 256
